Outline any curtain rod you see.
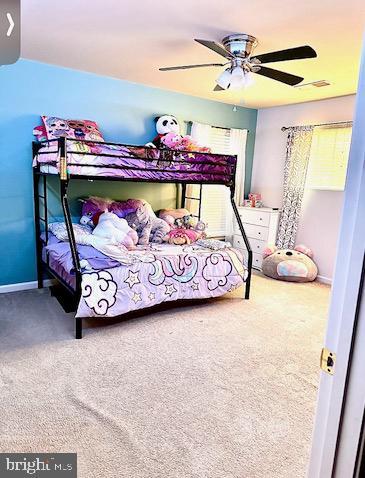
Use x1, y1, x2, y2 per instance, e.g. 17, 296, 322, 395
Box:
281, 120, 352, 131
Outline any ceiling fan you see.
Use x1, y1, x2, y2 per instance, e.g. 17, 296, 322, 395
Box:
159, 34, 317, 91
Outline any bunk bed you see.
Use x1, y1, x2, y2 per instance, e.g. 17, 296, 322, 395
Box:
33, 137, 253, 339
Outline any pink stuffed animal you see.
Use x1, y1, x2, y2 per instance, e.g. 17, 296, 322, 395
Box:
166, 228, 201, 245
160, 132, 211, 153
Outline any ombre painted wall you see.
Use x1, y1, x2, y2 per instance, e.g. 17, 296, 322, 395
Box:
0, 59, 257, 286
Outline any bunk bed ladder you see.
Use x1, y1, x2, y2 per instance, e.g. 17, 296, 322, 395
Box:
181, 182, 252, 299
181, 183, 203, 219
33, 143, 48, 289
230, 192, 252, 300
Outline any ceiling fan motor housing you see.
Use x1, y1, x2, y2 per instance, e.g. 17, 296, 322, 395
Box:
222, 34, 258, 58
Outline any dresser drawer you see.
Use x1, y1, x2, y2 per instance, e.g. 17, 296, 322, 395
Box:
239, 208, 270, 227
252, 253, 263, 270
232, 235, 246, 250
233, 235, 266, 253
248, 238, 266, 254
241, 250, 264, 270
244, 223, 268, 241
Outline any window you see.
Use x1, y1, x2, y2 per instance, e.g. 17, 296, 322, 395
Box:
188, 122, 247, 237
306, 126, 352, 191
200, 127, 231, 237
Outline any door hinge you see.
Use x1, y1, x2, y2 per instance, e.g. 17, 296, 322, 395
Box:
320, 347, 336, 375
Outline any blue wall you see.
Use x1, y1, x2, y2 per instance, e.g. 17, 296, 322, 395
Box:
0, 59, 257, 286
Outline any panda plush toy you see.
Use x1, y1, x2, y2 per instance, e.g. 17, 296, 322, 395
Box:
146, 114, 180, 148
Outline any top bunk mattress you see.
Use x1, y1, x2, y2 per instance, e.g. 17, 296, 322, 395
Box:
33, 139, 237, 185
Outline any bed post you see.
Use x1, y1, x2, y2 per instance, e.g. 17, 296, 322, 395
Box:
230, 189, 252, 300
181, 183, 187, 208
59, 137, 83, 339
33, 142, 43, 288
75, 318, 83, 340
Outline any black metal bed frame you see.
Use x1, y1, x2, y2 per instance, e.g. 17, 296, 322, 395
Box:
33, 137, 253, 339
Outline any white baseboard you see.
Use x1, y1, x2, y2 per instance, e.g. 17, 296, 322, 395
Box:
316, 275, 332, 285
0, 279, 55, 294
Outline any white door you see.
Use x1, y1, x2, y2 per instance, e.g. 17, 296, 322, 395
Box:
308, 37, 365, 477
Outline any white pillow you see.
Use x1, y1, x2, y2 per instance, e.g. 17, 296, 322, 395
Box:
48, 222, 92, 243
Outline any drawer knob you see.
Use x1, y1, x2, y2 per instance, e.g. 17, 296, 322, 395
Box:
259, 218, 262, 221
258, 232, 261, 235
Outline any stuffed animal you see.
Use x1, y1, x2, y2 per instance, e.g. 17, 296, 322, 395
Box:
91, 211, 138, 250
166, 228, 201, 245
79, 197, 169, 245
109, 198, 144, 219
80, 196, 114, 226
145, 115, 211, 152
123, 200, 170, 245
262, 244, 318, 282
145, 115, 180, 148
158, 208, 207, 245
158, 208, 191, 228
160, 132, 211, 153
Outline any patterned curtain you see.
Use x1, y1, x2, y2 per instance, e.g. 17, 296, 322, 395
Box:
276, 126, 314, 249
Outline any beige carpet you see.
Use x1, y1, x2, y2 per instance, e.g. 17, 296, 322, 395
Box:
0, 273, 329, 478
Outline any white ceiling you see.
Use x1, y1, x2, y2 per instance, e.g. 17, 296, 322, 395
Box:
21, 0, 365, 108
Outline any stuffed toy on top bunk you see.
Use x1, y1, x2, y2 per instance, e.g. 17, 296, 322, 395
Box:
145, 114, 211, 153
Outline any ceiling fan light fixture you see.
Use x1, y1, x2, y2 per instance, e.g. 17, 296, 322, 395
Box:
230, 67, 247, 89
244, 72, 254, 87
231, 65, 245, 80
216, 68, 232, 89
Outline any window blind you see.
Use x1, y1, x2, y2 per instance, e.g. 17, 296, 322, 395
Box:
201, 127, 231, 237
189, 122, 247, 238
306, 126, 352, 191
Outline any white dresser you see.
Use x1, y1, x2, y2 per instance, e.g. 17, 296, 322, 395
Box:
232, 206, 280, 271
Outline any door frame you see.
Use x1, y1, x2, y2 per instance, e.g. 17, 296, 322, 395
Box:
308, 36, 365, 477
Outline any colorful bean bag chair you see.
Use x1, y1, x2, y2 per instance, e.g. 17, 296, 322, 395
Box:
262, 244, 318, 282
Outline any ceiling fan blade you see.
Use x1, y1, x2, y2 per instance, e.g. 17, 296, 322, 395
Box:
195, 39, 232, 59
254, 66, 303, 86
214, 84, 224, 91
213, 83, 230, 91
253, 45, 317, 64
159, 62, 224, 71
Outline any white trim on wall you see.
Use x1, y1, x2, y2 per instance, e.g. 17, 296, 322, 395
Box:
0, 279, 55, 294
317, 275, 332, 285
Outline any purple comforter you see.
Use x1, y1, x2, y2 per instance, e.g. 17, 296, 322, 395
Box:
34, 140, 236, 185
43, 236, 247, 318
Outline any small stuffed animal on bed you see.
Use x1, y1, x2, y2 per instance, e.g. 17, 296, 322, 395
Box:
262, 244, 318, 282
91, 211, 138, 250
160, 132, 211, 153
123, 200, 170, 245
165, 228, 201, 245
145, 115, 211, 152
80, 196, 114, 226
159, 208, 207, 245
158, 208, 191, 228
145, 115, 180, 148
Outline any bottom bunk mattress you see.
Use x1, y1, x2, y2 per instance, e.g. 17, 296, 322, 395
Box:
44, 239, 248, 318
